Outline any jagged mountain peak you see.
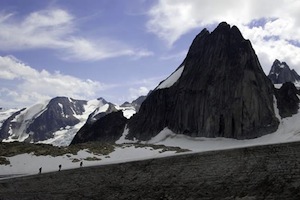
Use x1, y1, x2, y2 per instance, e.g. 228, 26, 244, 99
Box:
268, 59, 300, 84
127, 22, 279, 141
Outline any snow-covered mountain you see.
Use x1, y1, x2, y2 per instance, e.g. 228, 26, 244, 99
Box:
268, 59, 300, 85
0, 96, 144, 146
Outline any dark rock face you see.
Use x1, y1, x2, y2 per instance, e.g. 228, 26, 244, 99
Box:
275, 82, 300, 118
127, 22, 279, 141
70, 111, 127, 145
27, 97, 87, 142
268, 59, 300, 84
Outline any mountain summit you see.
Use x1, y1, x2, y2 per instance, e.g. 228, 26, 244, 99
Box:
127, 22, 279, 140
268, 59, 300, 84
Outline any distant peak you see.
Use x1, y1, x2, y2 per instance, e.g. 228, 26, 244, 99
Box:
268, 59, 300, 84
97, 97, 108, 104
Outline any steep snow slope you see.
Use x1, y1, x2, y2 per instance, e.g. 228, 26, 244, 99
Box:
0, 108, 19, 127
2, 100, 50, 142
156, 65, 185, 89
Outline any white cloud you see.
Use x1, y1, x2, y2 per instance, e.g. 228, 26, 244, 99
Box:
0, 9, 72, 50
0, 8, 152, 61
0, 56, 111, 108
160, 50, 187, 61
147, 0, 300, 73
63, 37, 153, 61
129, 86, 149, 100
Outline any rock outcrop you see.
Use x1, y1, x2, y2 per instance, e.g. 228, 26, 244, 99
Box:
70, 111, 127, 144
127, 22, 279, 141
275, 82, 300, 118
268, 59, 300, 84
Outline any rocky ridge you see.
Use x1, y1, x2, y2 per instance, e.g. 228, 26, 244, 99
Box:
268, 59, 300, 84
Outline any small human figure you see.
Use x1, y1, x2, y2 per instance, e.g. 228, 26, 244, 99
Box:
80, 161, 83, 168
39, 167, 42, 174
59, 164, 62, 171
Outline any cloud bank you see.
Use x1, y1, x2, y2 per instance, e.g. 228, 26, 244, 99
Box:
0, 56, 109, 108
0, 9, 152, 61
147, 0, 300, 72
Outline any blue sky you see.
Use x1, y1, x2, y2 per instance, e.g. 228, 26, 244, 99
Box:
1, 0, 300, 108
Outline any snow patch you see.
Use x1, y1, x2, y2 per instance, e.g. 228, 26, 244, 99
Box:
90, 104, 109, 119
156, 65, 184, 89
116, 126, 137, 144
116, 105, 136, 119
58, 103, 63, 110
274, 84, 282, 89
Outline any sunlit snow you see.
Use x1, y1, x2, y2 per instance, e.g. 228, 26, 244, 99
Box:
3, 100, 50, 143
0, 146, 178, 179
156, 65, 184, 89
0, 108, 19, 127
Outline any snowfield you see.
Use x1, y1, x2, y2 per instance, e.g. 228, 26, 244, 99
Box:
0, 145, 180, 179
2, 96, 300, 179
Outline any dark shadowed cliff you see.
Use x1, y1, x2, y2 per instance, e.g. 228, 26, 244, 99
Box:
127, 22, 279, 141
71, 111, 127, 144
